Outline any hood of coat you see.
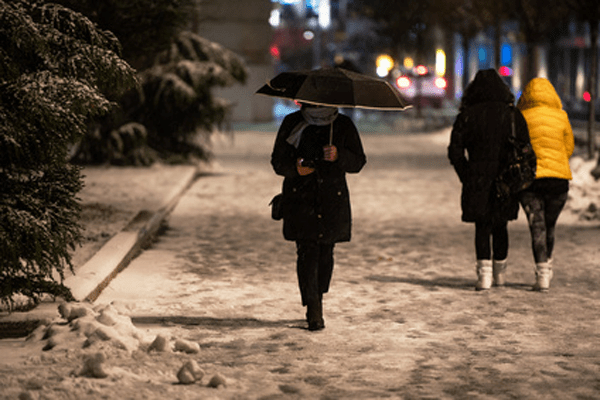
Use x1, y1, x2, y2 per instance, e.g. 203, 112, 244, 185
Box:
517, 77, 563, 111
460, 69, 514, 110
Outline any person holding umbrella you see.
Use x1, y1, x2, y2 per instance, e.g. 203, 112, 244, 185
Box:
448, 69, 531, 290
271, 102, 366, 331
260, 67, 407, 330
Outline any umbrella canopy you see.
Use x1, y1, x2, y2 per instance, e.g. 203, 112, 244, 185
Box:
256, 67, 410, 110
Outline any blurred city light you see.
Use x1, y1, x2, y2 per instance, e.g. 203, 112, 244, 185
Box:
396, 76, 411, 88
478, 47, 487, 63
269, 9, 280, 27
435, 49, 446, 76
498, 66, 513, 76
455, 56, 463, 76
404, 57, 414, 69
501, 44, 512, 65
435, 77, 447, 89
303, 30, 315, 41
270, 45, 280, 59
415, 65, 428, 75
376, 54, 394, 77
305, 0, 330, 28
318, 0, 331, 29
376, 55, 394, 70
583, 91, 591, 102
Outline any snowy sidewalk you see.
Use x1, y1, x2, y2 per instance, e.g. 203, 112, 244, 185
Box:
92, 131, 600, 398
1, 129, 599, 399
0, 163, 200, 337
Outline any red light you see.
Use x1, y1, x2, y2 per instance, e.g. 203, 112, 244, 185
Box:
583, 91, 591, 102
270, 46, 280, 59
499, 66, 512, 76
415, 65, 428, 75
435, 77, 447, 89
396, 76, 411, 89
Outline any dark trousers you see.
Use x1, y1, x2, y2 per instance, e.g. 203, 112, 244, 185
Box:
519, 190, 568, 263
295, 241, 335, 306
475, 219, 509, 260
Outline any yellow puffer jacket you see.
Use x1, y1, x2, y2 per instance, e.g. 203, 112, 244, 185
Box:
517, 78, 574, 180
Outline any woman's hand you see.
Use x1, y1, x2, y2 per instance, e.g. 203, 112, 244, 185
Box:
297, 158, 315, 176
323, 145, 338, 162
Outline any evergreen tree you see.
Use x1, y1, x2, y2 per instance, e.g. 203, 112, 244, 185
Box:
60, 0, 248, 165
0, 0, 137, 308
139, 32, 247, 161
55, 0, 198, 71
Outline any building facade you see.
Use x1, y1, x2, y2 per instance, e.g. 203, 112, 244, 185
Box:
195, 0, 274, 122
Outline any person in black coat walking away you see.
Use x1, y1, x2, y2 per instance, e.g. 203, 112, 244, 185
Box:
448, 69, 531, 290
271, 103, 366, 330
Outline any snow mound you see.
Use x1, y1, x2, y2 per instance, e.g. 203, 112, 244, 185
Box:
18, 302, 232, 390
177, 360, 205, 384
27, 302, 150, 353
78, 351, 110, 378
30, 302, 207, 357
567, 156, 600, 220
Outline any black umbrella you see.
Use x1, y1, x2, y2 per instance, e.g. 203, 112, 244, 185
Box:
256, 67, 410, 110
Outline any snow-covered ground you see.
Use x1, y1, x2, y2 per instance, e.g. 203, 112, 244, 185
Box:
0, 126, 599, 399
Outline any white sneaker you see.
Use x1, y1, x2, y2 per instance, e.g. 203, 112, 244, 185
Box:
476, 260, 493, 291
493, 259, 508, 287
533, 262, 553, 292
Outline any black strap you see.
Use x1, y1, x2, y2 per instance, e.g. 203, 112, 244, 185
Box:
509, 106, 516, 139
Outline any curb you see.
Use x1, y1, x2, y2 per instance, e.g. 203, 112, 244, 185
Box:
65, 165, 200, 302
0, 165, 201, 338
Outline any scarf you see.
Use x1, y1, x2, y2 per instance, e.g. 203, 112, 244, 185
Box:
286, 106, 338, 148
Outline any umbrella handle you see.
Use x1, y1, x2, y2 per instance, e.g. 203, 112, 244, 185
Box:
329, 123, 333, 146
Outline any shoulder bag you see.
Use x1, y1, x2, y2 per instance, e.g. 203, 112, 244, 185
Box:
495, 108, 536, 201
269, 193, 283, 220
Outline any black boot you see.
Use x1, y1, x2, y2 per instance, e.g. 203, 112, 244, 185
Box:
306, 299, 324, 331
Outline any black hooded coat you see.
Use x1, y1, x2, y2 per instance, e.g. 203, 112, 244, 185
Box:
271, 111, 366, 243
448, 69, 531, 223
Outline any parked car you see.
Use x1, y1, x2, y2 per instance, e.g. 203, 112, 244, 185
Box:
393, 66, 447, 108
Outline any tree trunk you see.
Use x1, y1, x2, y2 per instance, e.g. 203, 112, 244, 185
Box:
526, 42, 538, 83
415, 32, 425, 118
462, 34, 470, 95
445, 31, 456, 102
494, 19, 502, 71
588, 18, 598, 160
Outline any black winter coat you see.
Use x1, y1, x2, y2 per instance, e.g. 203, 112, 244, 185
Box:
271, 111, 366, 243
448, 69, 530, 223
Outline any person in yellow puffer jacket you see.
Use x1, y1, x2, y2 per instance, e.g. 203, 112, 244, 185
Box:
517, 77, 574, 292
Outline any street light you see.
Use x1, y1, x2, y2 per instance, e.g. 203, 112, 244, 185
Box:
435, 49, 446, 76
376, 54, 394, 77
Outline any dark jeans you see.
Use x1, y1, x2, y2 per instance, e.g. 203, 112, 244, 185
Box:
519, 185, 568, 263
296, 241, 335, 306
475, 219, 509, 260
